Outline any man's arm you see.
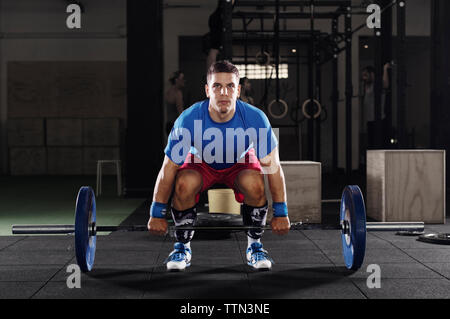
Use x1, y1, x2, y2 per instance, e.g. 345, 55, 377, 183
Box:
152, 155, 180, 203
148, 155, 180, 235
383, 63, 391, 89
259, 147, 286, 203
259, 147, 290, 235
176, 91, 184, 115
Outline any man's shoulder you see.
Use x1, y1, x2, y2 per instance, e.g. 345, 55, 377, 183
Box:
239, 99, 261, 113
178, 100, 207, 120
238, 100, 269, 123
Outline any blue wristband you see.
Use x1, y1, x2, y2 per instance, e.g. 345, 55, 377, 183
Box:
150, 202, 167, 218
273, 202, 288, 217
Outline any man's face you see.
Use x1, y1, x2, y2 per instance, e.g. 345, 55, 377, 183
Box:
176, 73, 185, 88
243, 79, 251, 92
205, 72, 241, 115
362, 70, 374, 83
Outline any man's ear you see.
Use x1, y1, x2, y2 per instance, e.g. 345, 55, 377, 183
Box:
205, 84, 210, 98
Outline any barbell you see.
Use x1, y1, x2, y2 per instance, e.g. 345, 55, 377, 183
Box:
12, 186, 424, 272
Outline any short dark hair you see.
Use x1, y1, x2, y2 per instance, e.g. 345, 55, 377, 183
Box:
239, 77, 249, 85
169, 70, 183, 85
207, 60, 240, 83
362, 66, 375, 74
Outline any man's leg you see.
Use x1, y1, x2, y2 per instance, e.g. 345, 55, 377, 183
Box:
234, 169, 272, 270
235, 169, 267, 239
173, 169, 202, 210
166, 169, 203, 271
206, 48, 220, 72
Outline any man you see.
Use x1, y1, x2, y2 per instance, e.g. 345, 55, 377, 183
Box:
204, 0, 235, 71
239, 77, 255, 105
165, 71, 185, 135
359, 63, 392, 170
148, 61, 290, 271
360, 63, 391, 149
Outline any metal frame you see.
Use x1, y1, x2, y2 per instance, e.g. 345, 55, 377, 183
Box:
233, 11, 342, 19
228, 0, 352, 170
380, 0, 393, 149
331, 18, 339, 171
307, 0, 316, 161
221, 0, 233, 60
373, 11, 383, 148
224, 0, 401, 173
344, 6, 352, 175
396, 1, 407, 148
234, 1, 351, 7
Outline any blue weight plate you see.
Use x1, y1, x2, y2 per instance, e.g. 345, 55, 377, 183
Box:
340, 185, 366, 270
75, 186, 97, 272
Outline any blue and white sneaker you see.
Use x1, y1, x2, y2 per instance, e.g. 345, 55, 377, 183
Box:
165, 242, 192, 271
246, 242, 273, 270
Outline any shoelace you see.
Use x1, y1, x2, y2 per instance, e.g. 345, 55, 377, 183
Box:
250, 247, 274, 264
164, 247, 188, 264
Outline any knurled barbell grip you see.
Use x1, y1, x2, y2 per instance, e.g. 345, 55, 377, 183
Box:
172, 226, 273, 231
171, 222, 306, 231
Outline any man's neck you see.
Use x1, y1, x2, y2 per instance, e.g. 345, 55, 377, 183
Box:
208, 104, 236, 123
364, 82, 373, 91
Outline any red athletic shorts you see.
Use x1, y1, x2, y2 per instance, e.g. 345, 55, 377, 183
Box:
178, 148, 263, 203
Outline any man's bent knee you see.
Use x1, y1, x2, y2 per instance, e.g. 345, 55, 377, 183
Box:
236, 170, 266, 205
173, 170, 202, 209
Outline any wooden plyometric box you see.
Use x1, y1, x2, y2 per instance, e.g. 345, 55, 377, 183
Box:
8, 61, 128, 119
55, 62, 107, 118
7, 62, 55, 118
7, 118, 45, 146
264, 161, 321, 223
9, 147, 47, 175
47, 147, 83, 175
83, 118, 121, 146
46, 118, 83, 146
367, 150, 446, 224
208, 189, 241, 215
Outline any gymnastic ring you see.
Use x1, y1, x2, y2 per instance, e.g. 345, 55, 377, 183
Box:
302, 98, 322, 119
256, 51, 271, 66
268, 99, 288, 119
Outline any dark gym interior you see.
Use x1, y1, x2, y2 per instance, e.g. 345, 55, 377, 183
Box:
0, 0, 449, 301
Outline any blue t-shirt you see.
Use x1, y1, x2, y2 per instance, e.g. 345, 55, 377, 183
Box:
164, 99, 278, 170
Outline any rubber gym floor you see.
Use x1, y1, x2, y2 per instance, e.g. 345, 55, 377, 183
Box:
0, 174, 449, 299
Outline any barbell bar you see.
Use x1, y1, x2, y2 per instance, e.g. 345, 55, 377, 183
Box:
10, 185, 425, 272
12, 221, 425, 235
174, 222, 425, 232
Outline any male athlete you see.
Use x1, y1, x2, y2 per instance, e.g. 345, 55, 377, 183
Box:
147, 61, 290, 271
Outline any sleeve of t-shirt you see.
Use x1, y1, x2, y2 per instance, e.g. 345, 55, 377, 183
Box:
164, 114, 193, 165
253, 109, 279, 159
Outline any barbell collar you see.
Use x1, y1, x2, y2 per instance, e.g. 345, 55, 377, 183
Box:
366, 222, 424, 232
12, 225, 75, 235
